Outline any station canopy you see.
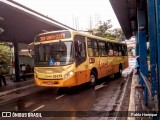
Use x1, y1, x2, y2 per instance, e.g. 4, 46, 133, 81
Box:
0, 0, 74, 44
109, 0, 137, 39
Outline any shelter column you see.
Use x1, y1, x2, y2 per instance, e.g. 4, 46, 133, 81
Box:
137, 3, 148, 105
13, 41, 20, 82
155, 0, 160, 115
147, 0, 158, 114
135, 32, 139, 56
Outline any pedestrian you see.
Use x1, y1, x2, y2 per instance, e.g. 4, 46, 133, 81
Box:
0, 65, 7, 86
135, 55, 140, 74
20, 63, 26, 81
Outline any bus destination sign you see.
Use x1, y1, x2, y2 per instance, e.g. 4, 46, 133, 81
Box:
35, 31, 71, 42
40, 33, 65, 41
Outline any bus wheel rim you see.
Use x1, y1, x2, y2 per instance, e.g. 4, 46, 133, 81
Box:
120, 69, 122, 75
120, 69, 122, 73
90, 74, 95, 83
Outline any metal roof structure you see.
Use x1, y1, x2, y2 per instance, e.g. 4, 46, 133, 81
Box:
109, 0, 137, 39
0, 0, 74, 44
110, 0, 160, 116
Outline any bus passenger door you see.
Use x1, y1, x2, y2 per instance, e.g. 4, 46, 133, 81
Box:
74, 35, 88, 85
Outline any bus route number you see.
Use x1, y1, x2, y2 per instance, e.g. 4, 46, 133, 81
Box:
53, 74, 62, 78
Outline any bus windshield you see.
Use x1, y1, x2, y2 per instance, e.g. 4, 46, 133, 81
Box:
34, 41, 74, 67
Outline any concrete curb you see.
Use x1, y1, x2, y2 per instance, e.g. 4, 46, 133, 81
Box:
0, 84, 34, 97
127, 70, 136, 120
115, 67, 133, 120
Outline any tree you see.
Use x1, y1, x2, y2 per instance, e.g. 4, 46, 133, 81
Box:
87, 19, 125, 41
0, 42, 12, 64
94, 20, 113, 37
112, 28, 126, 41
0, 42, 12, 74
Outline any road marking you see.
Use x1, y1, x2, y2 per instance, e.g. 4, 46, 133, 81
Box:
31, 105, 45, 112
102, 82, 106, 85
25, 101, 34, 108
55, 94, 65, 100
95, 82, 107, 90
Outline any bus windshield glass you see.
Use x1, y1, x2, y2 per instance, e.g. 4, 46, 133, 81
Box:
34, 41, 74, 67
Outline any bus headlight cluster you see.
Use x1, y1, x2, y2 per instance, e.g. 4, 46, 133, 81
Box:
64, 71, 74, 79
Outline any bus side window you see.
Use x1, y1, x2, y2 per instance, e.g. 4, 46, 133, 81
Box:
98, 41, 106, 56
121, 45, 124, 56
124, 45, 128, 56
118, 45, 122, 56
122, 45, 127, 56
87, 38, 98, 57
87, 39, 93, 57
108, 43, 113, 56
105, 42, 109, 55
113, 43, 118, 56
93, 40, 99, 56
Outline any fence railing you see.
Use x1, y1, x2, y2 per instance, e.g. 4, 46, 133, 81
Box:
140, 71, 152, 98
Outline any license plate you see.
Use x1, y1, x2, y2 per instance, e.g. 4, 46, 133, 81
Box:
42, 81, 54, 85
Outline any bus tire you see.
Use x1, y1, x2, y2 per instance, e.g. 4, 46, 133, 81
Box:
89, 72, 97, 86
118, 66, 122, 77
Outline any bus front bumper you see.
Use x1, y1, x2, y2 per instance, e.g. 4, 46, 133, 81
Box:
34, 75, 76, 87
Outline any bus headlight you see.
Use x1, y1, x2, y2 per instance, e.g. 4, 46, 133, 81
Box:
64, 71, 74, 79
69, 71, 74, 76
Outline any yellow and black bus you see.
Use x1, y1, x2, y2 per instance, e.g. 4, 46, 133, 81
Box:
31, 30, 128, 87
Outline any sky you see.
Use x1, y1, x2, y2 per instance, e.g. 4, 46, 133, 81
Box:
14, 0, 120, 30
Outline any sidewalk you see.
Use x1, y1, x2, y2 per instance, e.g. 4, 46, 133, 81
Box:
0, 75, 34, 97
127, 69, 153, 120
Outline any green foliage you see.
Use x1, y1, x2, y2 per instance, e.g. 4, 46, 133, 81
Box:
105, 36, 116, 40
92, 20, 125, 41
94, 32, 116, 40
94, 20, 112, 38
1, 67, 10, 74
0, 42, 11, 68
